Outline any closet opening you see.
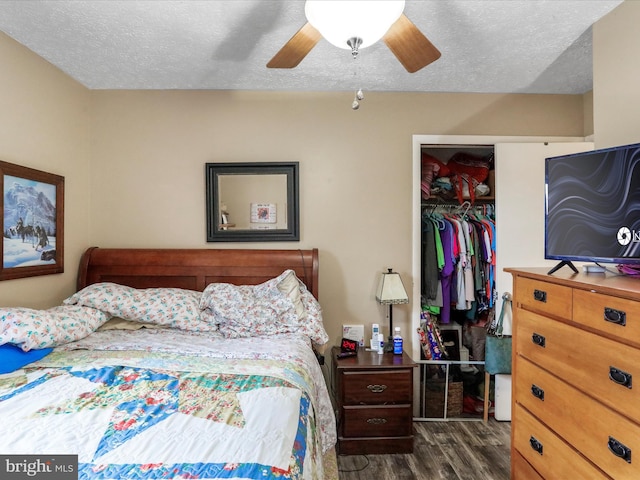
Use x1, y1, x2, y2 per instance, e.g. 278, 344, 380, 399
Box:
417, 143, 495, 421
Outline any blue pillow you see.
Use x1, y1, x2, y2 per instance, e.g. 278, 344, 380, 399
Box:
0, 344, 53, 374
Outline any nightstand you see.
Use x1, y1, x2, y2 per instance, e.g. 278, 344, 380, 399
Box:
332, 346, 417, 455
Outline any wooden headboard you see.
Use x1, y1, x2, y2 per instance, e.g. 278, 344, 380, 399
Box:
77, 247, 319, 299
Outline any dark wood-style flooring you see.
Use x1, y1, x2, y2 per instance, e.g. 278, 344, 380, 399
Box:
337, 420, 511, 480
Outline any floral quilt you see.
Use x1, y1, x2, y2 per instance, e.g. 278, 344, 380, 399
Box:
0, 330, 336, 479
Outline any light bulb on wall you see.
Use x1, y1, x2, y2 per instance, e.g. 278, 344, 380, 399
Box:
305, 0, 405, 50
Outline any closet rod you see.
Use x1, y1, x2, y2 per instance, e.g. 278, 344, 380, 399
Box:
423, 202, 494, 216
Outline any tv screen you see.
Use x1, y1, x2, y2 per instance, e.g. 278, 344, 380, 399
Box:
545, 142, 640, 270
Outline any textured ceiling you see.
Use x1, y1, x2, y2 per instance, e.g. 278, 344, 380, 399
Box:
0, 0, 624, 94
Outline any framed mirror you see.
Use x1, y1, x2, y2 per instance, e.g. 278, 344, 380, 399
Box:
206, 162, 299, 242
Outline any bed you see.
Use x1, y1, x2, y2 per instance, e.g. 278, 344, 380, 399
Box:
0, 247, 337, 480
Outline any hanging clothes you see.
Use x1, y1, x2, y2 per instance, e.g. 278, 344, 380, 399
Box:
422, 219, 440, 302
421, 203, 496, 324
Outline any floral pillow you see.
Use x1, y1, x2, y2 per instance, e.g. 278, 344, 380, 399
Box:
298, 289, 329, 348
64, 282, 136, 312
200, 270, 328, 346
64, 282, 216, 332
0, 305, 110, 351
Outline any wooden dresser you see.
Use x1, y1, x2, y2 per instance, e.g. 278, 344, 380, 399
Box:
332, 346, 417, 455
507, 267, 640, 479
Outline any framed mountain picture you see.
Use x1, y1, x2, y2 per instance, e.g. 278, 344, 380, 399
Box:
1, 161, 64, 281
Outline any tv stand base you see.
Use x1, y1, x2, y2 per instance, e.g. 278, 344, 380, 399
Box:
548, 260, 578, 275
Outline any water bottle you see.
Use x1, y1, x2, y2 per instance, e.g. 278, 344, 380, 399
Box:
393, 327, 403, 355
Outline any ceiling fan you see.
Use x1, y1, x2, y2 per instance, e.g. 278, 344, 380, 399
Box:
267, 0, 441, 73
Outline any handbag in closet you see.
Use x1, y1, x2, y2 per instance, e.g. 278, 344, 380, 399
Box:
484, 292, 512, 375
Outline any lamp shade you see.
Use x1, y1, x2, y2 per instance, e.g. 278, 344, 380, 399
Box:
376, 268, 409, 305
305, 0, 405, 50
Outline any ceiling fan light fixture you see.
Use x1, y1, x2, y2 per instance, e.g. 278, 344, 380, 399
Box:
304, 0, 405, 50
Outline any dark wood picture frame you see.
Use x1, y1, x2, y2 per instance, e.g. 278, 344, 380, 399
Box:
0, 161, 64, 280
205, 162, 299, 242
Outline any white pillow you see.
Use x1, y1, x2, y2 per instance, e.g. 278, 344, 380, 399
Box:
275, 270, 305, 319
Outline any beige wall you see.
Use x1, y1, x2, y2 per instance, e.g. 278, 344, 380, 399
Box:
0, 32, 90, 308
0, 25, 593, 349
593, 0, 640, 148
88, 90, 585, 347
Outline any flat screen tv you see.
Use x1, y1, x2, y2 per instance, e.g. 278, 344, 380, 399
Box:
545, 142, 640, 275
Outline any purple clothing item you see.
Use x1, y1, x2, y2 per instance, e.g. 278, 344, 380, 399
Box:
439, 221, 455, 324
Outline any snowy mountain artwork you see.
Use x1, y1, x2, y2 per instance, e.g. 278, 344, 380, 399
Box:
3, 173, 57, 267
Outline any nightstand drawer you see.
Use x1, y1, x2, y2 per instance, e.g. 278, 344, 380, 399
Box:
342, 404, 413, 437
332, 347, 416, 455
342, 369, 412, 404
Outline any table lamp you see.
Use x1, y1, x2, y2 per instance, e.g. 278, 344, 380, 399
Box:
376, 268, 409, 352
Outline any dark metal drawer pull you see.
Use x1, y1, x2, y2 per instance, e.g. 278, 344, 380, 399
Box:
533, 289, 547, 303
529, 436, 543, 455
609, 366, 633, 389
366, 418, 387, 425
367, 384, 388, 393
604, 307, 626, 326
532, 333, 546, 348
608, 436, 632, 463
531, 384, 545, 400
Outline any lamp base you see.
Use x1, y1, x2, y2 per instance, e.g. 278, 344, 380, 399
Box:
384, 335, 394, 353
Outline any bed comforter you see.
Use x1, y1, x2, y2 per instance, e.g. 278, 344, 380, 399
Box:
0, 329, 336, 480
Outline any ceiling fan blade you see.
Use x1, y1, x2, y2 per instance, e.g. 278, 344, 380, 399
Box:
383, 13, 441, 73
267, 22, 322, 68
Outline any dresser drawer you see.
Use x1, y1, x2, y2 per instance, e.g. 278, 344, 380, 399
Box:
517, 309, 640, 421
515, 277, 572, 320
513, 404, 608, 479
512, 449, 544, 480
341, 404, 413, 437
516, 357, 640, 478
342, 369, 412, 405
574, 289, 640, 348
